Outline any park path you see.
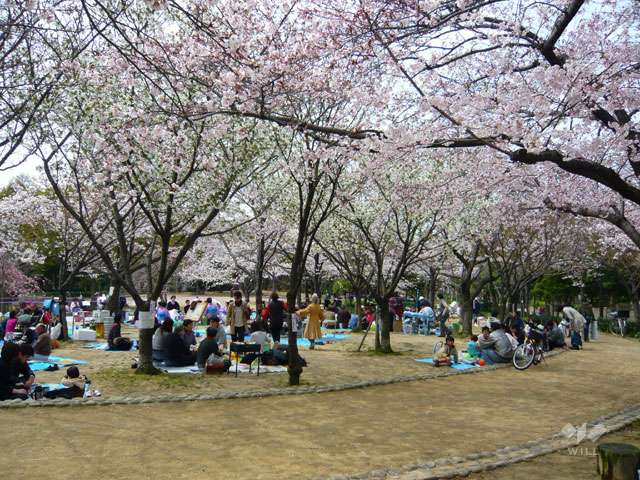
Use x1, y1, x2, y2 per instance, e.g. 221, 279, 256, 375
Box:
1, 335, 639, 480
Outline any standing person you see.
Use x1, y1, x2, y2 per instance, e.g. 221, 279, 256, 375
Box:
205, 298, 219, 321
107, 314, 133, 351
561, 305, 586, 350
296, 293, 323, 350
436, 293, 450, 337
228, 291, 250, 342
419, 300, 436, 334
472, 297, 481, 326
167, 296, 180, 312
262, 292, 287, 342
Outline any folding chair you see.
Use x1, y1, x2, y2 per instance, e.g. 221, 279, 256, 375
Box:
229, 343, 262, 377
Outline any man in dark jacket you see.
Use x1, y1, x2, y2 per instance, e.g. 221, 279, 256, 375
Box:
196, 327, 221, 368
164, 326, 197, 367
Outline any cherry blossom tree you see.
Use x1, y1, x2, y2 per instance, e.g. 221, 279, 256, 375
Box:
34, 45, 275, 372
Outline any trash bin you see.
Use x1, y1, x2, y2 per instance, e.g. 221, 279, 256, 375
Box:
590, 320, 598, 340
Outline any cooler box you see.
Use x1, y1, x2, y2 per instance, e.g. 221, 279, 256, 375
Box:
73, 329, 97, 341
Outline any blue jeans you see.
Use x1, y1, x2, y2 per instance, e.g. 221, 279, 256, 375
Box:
481, 349, 510, 364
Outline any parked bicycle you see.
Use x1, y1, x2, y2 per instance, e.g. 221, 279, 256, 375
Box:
608, 311, 627, 337
513, 325, 546, 370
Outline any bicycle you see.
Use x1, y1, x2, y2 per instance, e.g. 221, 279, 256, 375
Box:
608, 312, 627, 337
513, 326, 545, 370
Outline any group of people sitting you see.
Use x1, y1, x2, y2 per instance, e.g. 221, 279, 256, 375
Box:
0, 340, 88, 401
432, 306, 587, 367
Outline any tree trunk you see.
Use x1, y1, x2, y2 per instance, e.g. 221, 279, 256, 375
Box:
376, 297, 393, 353
254, 237, 265, 312
459, 281, 473, 335
597, 443, 640, 480
286, 290, 304, 386
428, 267, 438, 305
59, 290, 68, 340
107, 276, 121, 314
135, 298, 158, 375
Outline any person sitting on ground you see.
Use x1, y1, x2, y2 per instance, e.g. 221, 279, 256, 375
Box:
511, 312, 525, 344
152, 318, 173, 362
167, 295, 180, 312
33, 323, 52, 360
228, 291, 250, 343
4, 311, 18, 340
182, 319, 197, 349
505, 326, 520, 351
337, 307, 351, 329
433, 335, 459, 367
107, 314, 133, 351
249, 321, 271, 352
208, 316, 227, 351
183, 299, 191, 314
0, 342, 28, 400
196, 327, 222, 369
545, 320, 566, 350
17, 307, 33, 328
296, 293, 323, 350
478, 321, 514, 364
461, 334, 481, 364
15, 343, 36, 392
45, 366, 87, 399
164, 325, 197, 367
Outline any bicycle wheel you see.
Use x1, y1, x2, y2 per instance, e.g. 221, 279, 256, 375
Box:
609, 320, 621, 336
513, 343, 535, 370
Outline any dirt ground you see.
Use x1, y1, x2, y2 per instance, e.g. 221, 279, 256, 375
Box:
2, 334, 639, 480
461, 420, 640, 480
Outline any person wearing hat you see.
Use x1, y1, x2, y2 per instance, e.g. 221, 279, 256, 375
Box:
197, 327, 221, 369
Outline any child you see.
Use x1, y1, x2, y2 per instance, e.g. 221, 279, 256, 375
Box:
433, 335, 458, 367
461, 334, 480, 364
44, 366, 87, 399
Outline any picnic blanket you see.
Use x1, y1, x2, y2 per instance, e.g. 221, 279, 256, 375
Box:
40, 383, 67, 391
29, 362, 60, 372
86, 341, 138, 351
279, 333, 351, 347
414, 358, 477, 370
32, 356, 88, 366
162, 364, 287, 375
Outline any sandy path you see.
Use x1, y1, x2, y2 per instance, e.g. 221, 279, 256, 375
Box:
2, 335, 639, 480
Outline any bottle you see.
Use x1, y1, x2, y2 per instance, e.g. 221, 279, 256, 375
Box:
83, 377, 92, 398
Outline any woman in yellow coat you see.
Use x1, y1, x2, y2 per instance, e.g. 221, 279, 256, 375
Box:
296, 293, 323, 349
